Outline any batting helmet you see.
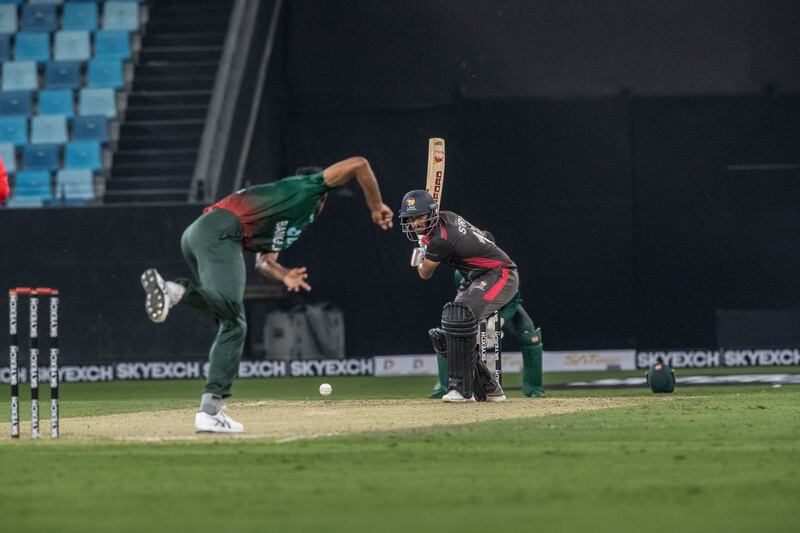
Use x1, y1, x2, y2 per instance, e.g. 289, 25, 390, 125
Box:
399, 189, 439, 241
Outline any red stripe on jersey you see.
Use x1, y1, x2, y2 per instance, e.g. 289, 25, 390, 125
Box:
422, 223, 445, 245
483, 268, 510, 302
464, 257, 507, 269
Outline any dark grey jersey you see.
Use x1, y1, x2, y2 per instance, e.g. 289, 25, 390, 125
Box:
423, 211, 516, 282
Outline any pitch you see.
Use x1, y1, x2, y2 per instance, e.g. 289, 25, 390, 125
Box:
0, 373, 798, 533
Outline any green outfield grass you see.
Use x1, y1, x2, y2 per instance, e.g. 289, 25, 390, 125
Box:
0, 372, 798, 532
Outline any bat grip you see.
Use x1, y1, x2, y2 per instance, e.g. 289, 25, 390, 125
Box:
410, 247, 425, 267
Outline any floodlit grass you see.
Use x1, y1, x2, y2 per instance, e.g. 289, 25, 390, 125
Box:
0, 372, 798, 532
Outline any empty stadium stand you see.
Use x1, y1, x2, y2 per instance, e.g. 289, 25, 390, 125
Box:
0, 0, 234, 207
104, 0, 230, 203
1, 0, 147, 207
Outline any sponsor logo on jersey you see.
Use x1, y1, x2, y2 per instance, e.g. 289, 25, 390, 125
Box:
286, 227, 302, 247
272, 220, 289, 250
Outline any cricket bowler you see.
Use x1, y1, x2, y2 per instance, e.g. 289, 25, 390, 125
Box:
140, 157, 393, 433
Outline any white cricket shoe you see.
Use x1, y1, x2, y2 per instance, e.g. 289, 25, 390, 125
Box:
441, 390, 477, 403
486, 391, 507, 403
140, 268, 184, 323
485, 383, 507, 403
195, 407, 244, 433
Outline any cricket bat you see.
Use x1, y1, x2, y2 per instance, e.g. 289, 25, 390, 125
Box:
425, 137, 445, 208
411, 138, 445, 265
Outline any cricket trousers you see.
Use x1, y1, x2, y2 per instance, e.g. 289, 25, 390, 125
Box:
455, 267, 519, 321
177, 208, 246, 397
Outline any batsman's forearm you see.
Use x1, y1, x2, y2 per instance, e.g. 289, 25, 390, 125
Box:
417, 263, 434, 280
417, 259, 438, 280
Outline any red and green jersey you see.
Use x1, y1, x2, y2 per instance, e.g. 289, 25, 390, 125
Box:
204, 172, 334, 253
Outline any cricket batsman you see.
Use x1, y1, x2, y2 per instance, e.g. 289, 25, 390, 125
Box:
140, 157, 393, 433
399, 189, 516, 402
428, 229, 544, 398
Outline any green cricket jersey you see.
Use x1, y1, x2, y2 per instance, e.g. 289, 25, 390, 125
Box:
204, 172, 334, 253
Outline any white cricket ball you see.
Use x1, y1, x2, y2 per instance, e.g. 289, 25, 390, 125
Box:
319, 383, 332, 396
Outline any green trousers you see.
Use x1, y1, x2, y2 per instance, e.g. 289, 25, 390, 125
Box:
177, 208, 246, 397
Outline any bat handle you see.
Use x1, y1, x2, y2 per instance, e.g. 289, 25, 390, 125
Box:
410, 247, 425, 267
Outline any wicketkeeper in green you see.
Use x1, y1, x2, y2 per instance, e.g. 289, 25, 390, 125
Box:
428, 230, 544, 398
140, 157, 393, 433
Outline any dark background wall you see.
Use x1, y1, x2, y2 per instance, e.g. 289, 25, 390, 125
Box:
285, 0, 800, 106
2, 1, 799, 362
0, 206, 215, 363
276, 0, 800, 353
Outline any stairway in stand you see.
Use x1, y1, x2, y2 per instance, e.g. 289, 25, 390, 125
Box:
105, 0, 231, 203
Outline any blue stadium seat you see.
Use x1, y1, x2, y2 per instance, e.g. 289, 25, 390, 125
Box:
0, 34, 10, 61
0, 91, 32, 116
0, 4, 18, 34
78, 88, 116, 117
14, 32, 50, 63
87, 58, 123, 89
0, 1, 23, 6
71, 115, 108, 143
0, 116, 28, 145
62, 2, 98, 31
38, 89, 74, 116
28, 0, 63, 5
8, 170, 52, 207
16, 171, 52, 191
2, 61, 38, 91
5, 195, 44, 208
102, 2, 139, 31
0, 142, 16, 173
20, 4, 57, 33
23, 143, 60, 171
44, 61, 81, 90
56, 168, 94, 202
65, 140, 101, 170
94, 30, 130, 60
31, 114, 67, 144
53, 30, 91, 62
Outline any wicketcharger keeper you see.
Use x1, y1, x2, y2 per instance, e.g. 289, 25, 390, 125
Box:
399, 189, 517, 402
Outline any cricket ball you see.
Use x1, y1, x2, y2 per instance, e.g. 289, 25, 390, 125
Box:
319, 383, 332, 396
